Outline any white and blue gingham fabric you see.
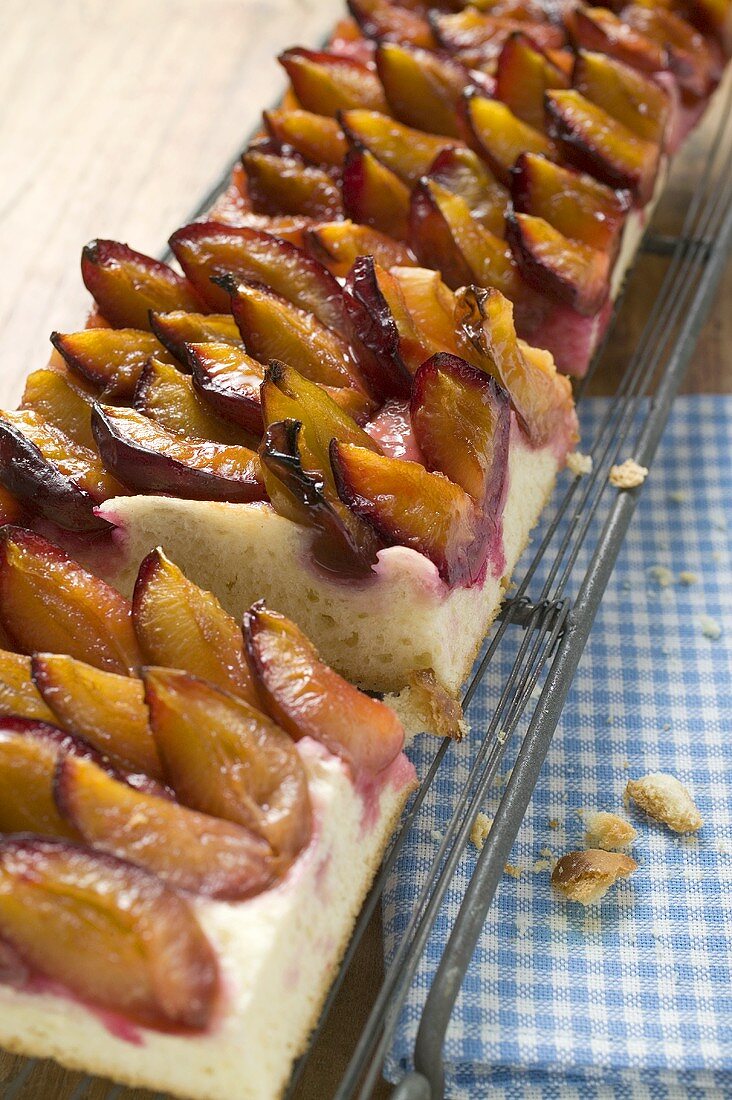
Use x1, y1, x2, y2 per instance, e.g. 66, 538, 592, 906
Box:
383, 395, 732, 1099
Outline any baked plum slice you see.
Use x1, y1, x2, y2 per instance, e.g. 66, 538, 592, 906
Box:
375, 42, 471, 137
279, 47, 390, 116
81, 240, 203, 330
426, 145, 509, 236
339, 109, 456, 186
409, 179, 524, 299
431, 8, 566, 67
31, 654, 161, 779
134, 358, 251, 445
390, 266, 460, 357
344, 256, 428, 399
55, 754, 276, 900
545, 89, 660, 203
411, 352, 510, 525
511, 152, 629, 254
0, 836, 219, 1030
242, 146, 344, 220
506, 211, 611, 315
495, 32, 570, 131
21, 367, 98, 451
622, 5, 717, 101
187, 342, 266, 436
0, 485, 23, 527
149, 310, 242, 363
244, 602, 404, 774
144, 667, 311, 861
0, 527, 142, 674
305, 219, 416, 278
169, 222, 350, 337
331, 440, 483, 586
567, 5, 668, 74
0, 716, 108, 838
460, 91, 555, 187
347, 0, 436, 49
0, 650, 56, 724
263, 108, 348, 168
456, 285, 576, 447
226, 279, 368, 393
50, 328, 174, 400
133, 547, 259, 707
0, 409, 125, 531
341, 143, 412, 241
573, 48, 669, 145
259, 419, 381, 577
92, 404, 266, 503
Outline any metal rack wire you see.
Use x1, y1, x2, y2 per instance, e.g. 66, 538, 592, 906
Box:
2, 69, 732, 1100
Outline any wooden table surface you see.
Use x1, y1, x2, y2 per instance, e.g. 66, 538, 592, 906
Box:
0, 2, 730, 1098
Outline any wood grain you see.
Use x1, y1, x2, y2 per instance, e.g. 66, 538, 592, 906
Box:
0, 1, 729, 1098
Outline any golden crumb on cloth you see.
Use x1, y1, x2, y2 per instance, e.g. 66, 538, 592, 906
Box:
626, 772, 703, 833
585, 811, 637, 850
566, 451, 593, 477
551, 849, 638, 905
470, 812, 492, 851
699, 615, 722, 640
609, 459, 648, 489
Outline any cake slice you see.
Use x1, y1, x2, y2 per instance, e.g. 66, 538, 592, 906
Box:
0, 529, 417, 1100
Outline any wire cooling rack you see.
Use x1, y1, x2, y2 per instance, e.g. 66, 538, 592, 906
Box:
2, 67, 732, 1100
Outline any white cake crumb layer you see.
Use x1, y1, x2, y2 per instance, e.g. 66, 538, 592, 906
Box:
0, 740, 416, 1100
99, 424, 559, 706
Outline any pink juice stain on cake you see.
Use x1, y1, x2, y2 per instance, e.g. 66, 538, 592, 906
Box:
356, 750, 417, 834
21, 974, 145, 1045
364, 399, 424, 463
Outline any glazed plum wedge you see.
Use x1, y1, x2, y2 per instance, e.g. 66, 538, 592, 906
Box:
279, 47, 390, 116
0, 651, 56, 724
460, 92, 556, 187
411, 352, 511, 526
331, 439, 483, 586
143, 667, 312, 861
244, 602, 404, 775
390, 266, 460, 358
374, 42, 471, 137
187, 342, 267, 436
242, 145, 344, 220
305, 218, 416, 278
347, 0, 437, 49
456, 285, 576, 448
0, 408, 125, 531
431, 8, 567, 68
149, 310, 242, 362
21, 366, 98, 451
566, 5, 668, 74
170, 223, 351, 337
31, 654, 162, 779
263, 108, 348, 168
341, 142, 412, 240
133, 547, 259, 707
506, 211, 611, 315
511, 152, 629, 254
573, 48, 670, 145
545, 89, 660, 203
426, 146, 508, 236
133, 358, 250, 446
55, 754, 276, 900
0, 527, 142, 675
81, 240, 203, 330
225, 279, 368, 393
50, 328, 175, 400
339, 110, 456, 186
0, 837, 219, 1029
494, 32, 570, 131
92, 404, 266, 503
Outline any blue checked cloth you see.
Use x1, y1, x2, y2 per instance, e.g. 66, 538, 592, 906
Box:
383, 395, 732, 1099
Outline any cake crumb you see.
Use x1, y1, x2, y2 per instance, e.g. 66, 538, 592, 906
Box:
567, 451, 593, 477
539, 847, 554, 859
504, 863, 522, 879
700, 615, 722, 641
679, 571, 698, 586
609, 459, 648, 489
626, 772, 703, 833
548, 818, 559, 829
533, 858, 553, 872
552, 849, 637, 906
585, 811, 637, 850
668, 490, 688, 504
647, 565, 674, 588
470, 812, 493, 851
